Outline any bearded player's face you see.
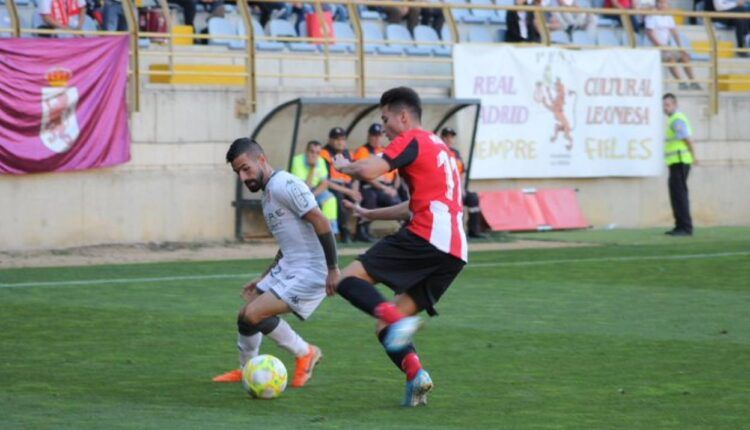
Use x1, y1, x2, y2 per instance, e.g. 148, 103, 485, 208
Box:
380, 105, 406, 140
231, 152, 265, 193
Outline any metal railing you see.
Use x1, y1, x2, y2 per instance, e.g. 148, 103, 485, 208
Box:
2, 0, 749, 115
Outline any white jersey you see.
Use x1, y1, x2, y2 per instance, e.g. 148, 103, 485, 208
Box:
261, 170, 327, 281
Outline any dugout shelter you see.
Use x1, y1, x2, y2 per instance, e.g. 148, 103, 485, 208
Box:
233, 97, 482, 240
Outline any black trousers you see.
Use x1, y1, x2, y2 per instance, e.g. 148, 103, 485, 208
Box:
361, 185, 401, 210
330, 188, 352, 233
668, 163, 693, 233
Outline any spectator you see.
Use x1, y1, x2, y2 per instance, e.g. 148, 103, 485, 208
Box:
420, 4, 444, 35
371, 0, 421, 32
552, 0, 598, 36
645, 0, 700, 89
506, 0, 542, 43
440, 127, 487, 239
248, 0, 286, 27
37, 0, 87, 34
352, 124, 402, 242
713, 0, 750, 57
168, 0, 196, 29
320, 127, 362, 244
290, 140, 340, 235
604, 0, 641, 30
102, 0, 126, 31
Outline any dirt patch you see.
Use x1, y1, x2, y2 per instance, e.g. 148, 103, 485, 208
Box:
0, 239, 589, 269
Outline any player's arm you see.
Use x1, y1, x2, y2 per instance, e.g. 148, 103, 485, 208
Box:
242, 250, 282, 301
344, 200, 411, 222
325, 179, 361, 202
302, 207, 340, 296
333, 154, 391, 183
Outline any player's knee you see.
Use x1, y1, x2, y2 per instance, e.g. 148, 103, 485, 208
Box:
237, 314, 280, 335
240, 303, 267, 326
337, 276, 365, 298
375, 320, 388, 335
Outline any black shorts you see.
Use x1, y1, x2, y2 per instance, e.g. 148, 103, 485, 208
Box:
357, 228, 466, 316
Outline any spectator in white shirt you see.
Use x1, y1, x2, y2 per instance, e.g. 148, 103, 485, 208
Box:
645, 0, 700, 89
713, 0, 750, 56
38, 0, 87, 34
551, 0, 599, 37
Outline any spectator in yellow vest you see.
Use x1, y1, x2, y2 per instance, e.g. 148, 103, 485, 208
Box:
662, 93, 696, 236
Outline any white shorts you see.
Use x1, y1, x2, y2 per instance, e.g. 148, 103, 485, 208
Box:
256, 270, 326, 320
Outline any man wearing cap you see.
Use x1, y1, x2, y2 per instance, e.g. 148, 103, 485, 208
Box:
321, 127, 362, 243
352, 124, 402, 242
441, 127, 487, 239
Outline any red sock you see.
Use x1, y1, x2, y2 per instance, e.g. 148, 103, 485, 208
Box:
374, 302, 404, 325
401, 353, 423, 381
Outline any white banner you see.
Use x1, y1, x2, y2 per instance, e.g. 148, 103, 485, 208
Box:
454, 45, 664, 179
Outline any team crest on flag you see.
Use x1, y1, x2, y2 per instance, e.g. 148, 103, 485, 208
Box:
40, 67, 80, 154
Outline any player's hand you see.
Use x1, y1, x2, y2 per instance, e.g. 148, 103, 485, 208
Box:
333, 154, 351, 172
325, 267, 341, 296
384, 186, 398, 198
348, 189, 362, 202
241, 277, 261, 301
343, 200, 374, 222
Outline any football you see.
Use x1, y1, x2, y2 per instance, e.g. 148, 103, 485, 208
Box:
242, 354, 288, 399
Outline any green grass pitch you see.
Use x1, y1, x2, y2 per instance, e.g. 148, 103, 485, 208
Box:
1, 228, 749, 429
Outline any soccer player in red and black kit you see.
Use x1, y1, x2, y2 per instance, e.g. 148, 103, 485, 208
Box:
332, 87, 467, 407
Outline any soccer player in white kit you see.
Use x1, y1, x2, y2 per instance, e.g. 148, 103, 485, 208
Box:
213, 138, 340, 388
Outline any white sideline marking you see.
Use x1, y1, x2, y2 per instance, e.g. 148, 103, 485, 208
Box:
0, 251, 748, 289
470, 251, 750, 267
0, 273, 258, 289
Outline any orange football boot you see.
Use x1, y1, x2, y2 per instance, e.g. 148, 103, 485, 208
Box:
291, 345, 322, 388
212, 369, 242, 382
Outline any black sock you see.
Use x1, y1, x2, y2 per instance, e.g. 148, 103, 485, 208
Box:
337, 276, 387, 317
377, 326, 416, 372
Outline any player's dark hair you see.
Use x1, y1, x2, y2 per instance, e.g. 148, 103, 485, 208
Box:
306, 140, 323, 151
663, 93, 677, 102
379, 86, 422, 121
226, 138, 264, 163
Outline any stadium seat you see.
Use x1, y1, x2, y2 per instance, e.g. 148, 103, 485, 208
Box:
414, 25, 452, 56
494, 0, 512, 24
550, 30, 570, 44
446, 0, 486, 24
299, 21, 348, 53
333, 21, 372, 53
678, 31, 710, 61
469, 0, 506, 24
230, 19, 284, 51
441, 25, 455, 43
0, 9, 11, 37
362, 21, 403, 55
386, 24, 432, 56
597, 27, 621, 46
208, 17, 235, 45
571, 30, 595, 46
358, 5, 382, 20
468, 25, 496, 42
268, 19, 317, 52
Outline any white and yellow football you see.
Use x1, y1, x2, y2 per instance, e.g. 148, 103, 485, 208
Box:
241, 354, 288, 399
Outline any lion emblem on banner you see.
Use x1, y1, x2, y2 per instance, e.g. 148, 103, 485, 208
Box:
40, 67, 80, 153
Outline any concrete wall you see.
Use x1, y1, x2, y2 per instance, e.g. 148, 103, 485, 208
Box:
1, 84, 748, 251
